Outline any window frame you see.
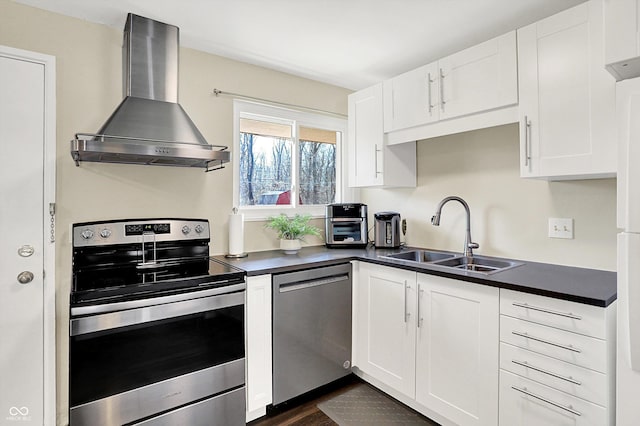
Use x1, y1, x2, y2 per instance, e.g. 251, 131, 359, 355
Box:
233, 100, 350, 220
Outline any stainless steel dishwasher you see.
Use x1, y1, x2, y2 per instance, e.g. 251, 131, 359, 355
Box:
272, 263, 352, 405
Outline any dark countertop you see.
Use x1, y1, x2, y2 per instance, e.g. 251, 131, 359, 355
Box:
213, 245, 617, 307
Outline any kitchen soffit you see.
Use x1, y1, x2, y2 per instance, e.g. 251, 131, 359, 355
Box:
12, 0, 586, 90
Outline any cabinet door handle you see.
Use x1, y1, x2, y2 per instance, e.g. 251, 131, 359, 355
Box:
512, 331, 582, 353
404, 281, 411, 323
439, 68, 446, 112
511, 359, 582, 385
427, 73, 434, 115
512, 302, 582, 320
374, 144, 381, 179
417, 283, 424, 328
524, 116, 531, 167
511, 386, 582, 416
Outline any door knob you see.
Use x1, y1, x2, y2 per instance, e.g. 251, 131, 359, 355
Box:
17, 271, 34, 284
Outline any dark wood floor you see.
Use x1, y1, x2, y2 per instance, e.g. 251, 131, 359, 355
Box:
248, 375, 438, 426
248, 377, 362, 426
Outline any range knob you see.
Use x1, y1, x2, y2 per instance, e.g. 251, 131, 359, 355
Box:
99, 228, 112, 239
181, 225, 191, 235
81, 229, 94, 240
194, 224, 204, 234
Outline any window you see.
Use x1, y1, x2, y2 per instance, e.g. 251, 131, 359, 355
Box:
233, 101, 348, 219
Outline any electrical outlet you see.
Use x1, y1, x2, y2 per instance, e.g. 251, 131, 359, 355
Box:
548, 218, 574, 239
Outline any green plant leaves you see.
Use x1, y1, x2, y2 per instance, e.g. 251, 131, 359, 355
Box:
265, 213, 322, 241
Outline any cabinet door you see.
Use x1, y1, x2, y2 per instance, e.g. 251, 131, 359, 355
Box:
439, 31, 517, 121
415, 274, 499, 426
348, 83, 384, 187
354, 262, 417, 398
383, 62, 439, 132
518, 1, 616, 179
245, 275, 272, 417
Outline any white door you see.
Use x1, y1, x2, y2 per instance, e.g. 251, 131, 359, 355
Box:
415, 274, 499, 426
354, 262, 416, 398
0, 46, 55, 426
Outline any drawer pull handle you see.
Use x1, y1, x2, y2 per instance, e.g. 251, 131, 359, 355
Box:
511, 386, 582, 416
512, 302, 582, 320
512, 360, 582, 385
512, 331, 582, 353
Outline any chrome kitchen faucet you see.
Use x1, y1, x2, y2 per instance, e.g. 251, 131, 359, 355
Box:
431, 196, 479, 257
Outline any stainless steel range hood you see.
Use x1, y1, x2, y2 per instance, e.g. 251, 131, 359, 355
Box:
71, 14, 230, 171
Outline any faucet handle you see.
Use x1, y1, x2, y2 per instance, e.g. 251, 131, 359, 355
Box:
468, 242, 479, 250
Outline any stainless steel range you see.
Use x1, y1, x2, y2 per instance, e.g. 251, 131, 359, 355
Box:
69, 218, 246, 426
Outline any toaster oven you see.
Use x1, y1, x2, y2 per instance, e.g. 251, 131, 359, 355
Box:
325, 203, 368, 248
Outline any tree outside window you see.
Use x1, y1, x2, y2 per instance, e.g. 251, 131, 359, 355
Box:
235, 104, 345, 217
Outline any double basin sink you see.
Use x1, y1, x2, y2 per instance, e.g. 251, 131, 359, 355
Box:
380, 249, 523, 275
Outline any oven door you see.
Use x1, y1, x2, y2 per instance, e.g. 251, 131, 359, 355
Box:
69, 285, 245, 426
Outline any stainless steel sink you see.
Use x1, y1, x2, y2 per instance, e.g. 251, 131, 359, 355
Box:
380, 250, 457, 263
380, 250, 523, 275
431, 255, 523, 274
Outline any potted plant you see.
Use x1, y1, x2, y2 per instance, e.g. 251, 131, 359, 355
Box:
265, 213, 322, 254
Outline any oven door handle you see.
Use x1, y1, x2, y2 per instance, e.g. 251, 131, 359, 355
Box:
70, 291, 245, 336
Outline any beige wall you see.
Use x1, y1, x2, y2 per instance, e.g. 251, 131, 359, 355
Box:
362, 123, 617, 271
0, 1, 349, 424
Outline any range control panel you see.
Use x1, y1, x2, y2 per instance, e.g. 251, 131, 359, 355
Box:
72, 219, 210, 247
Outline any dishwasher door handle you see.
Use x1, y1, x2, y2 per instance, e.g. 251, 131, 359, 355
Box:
278, 274, 350, 293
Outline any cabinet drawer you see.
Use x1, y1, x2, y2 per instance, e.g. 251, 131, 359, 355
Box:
500, 342, 608, 406
500, 315, 607, 372
500, 370, 608, 426
501, 289, 606, 338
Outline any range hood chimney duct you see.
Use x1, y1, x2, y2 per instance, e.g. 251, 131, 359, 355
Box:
70, 13, 230, 170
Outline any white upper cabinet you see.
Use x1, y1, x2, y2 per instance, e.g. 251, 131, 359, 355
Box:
384, 62, 440, 132
348, 84, 382, 187
348, 83, 416, 188
604, 0, 640, 81
518, 0, 616, 180
438, 31, 518, 121
383, 31, 518, 144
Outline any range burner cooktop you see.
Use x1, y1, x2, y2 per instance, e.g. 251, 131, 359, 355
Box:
71, 218, 245, 306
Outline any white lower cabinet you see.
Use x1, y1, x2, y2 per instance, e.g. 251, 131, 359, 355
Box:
245, 274, 272, 422
354, 262, 417, 398
415, 273, 499, 426
499, 289, 616, 426
353, 262, 500, 426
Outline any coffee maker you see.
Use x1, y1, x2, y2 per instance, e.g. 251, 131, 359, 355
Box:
374, 212, 401, 248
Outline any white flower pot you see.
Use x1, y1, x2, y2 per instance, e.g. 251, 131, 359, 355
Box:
280, 239, 301, 254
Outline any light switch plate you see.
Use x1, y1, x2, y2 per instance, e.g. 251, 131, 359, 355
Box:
548, 218, 574, 239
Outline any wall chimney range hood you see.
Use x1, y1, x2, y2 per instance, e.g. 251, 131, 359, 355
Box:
71, 14, 230, 171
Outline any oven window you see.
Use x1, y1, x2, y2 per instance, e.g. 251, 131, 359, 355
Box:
333, 223, 362, 241
69, 304, 244, 407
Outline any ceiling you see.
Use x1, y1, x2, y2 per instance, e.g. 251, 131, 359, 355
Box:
13, 0, 586, 90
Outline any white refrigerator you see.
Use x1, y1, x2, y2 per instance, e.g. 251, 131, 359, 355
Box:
617, 77, 640, 425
